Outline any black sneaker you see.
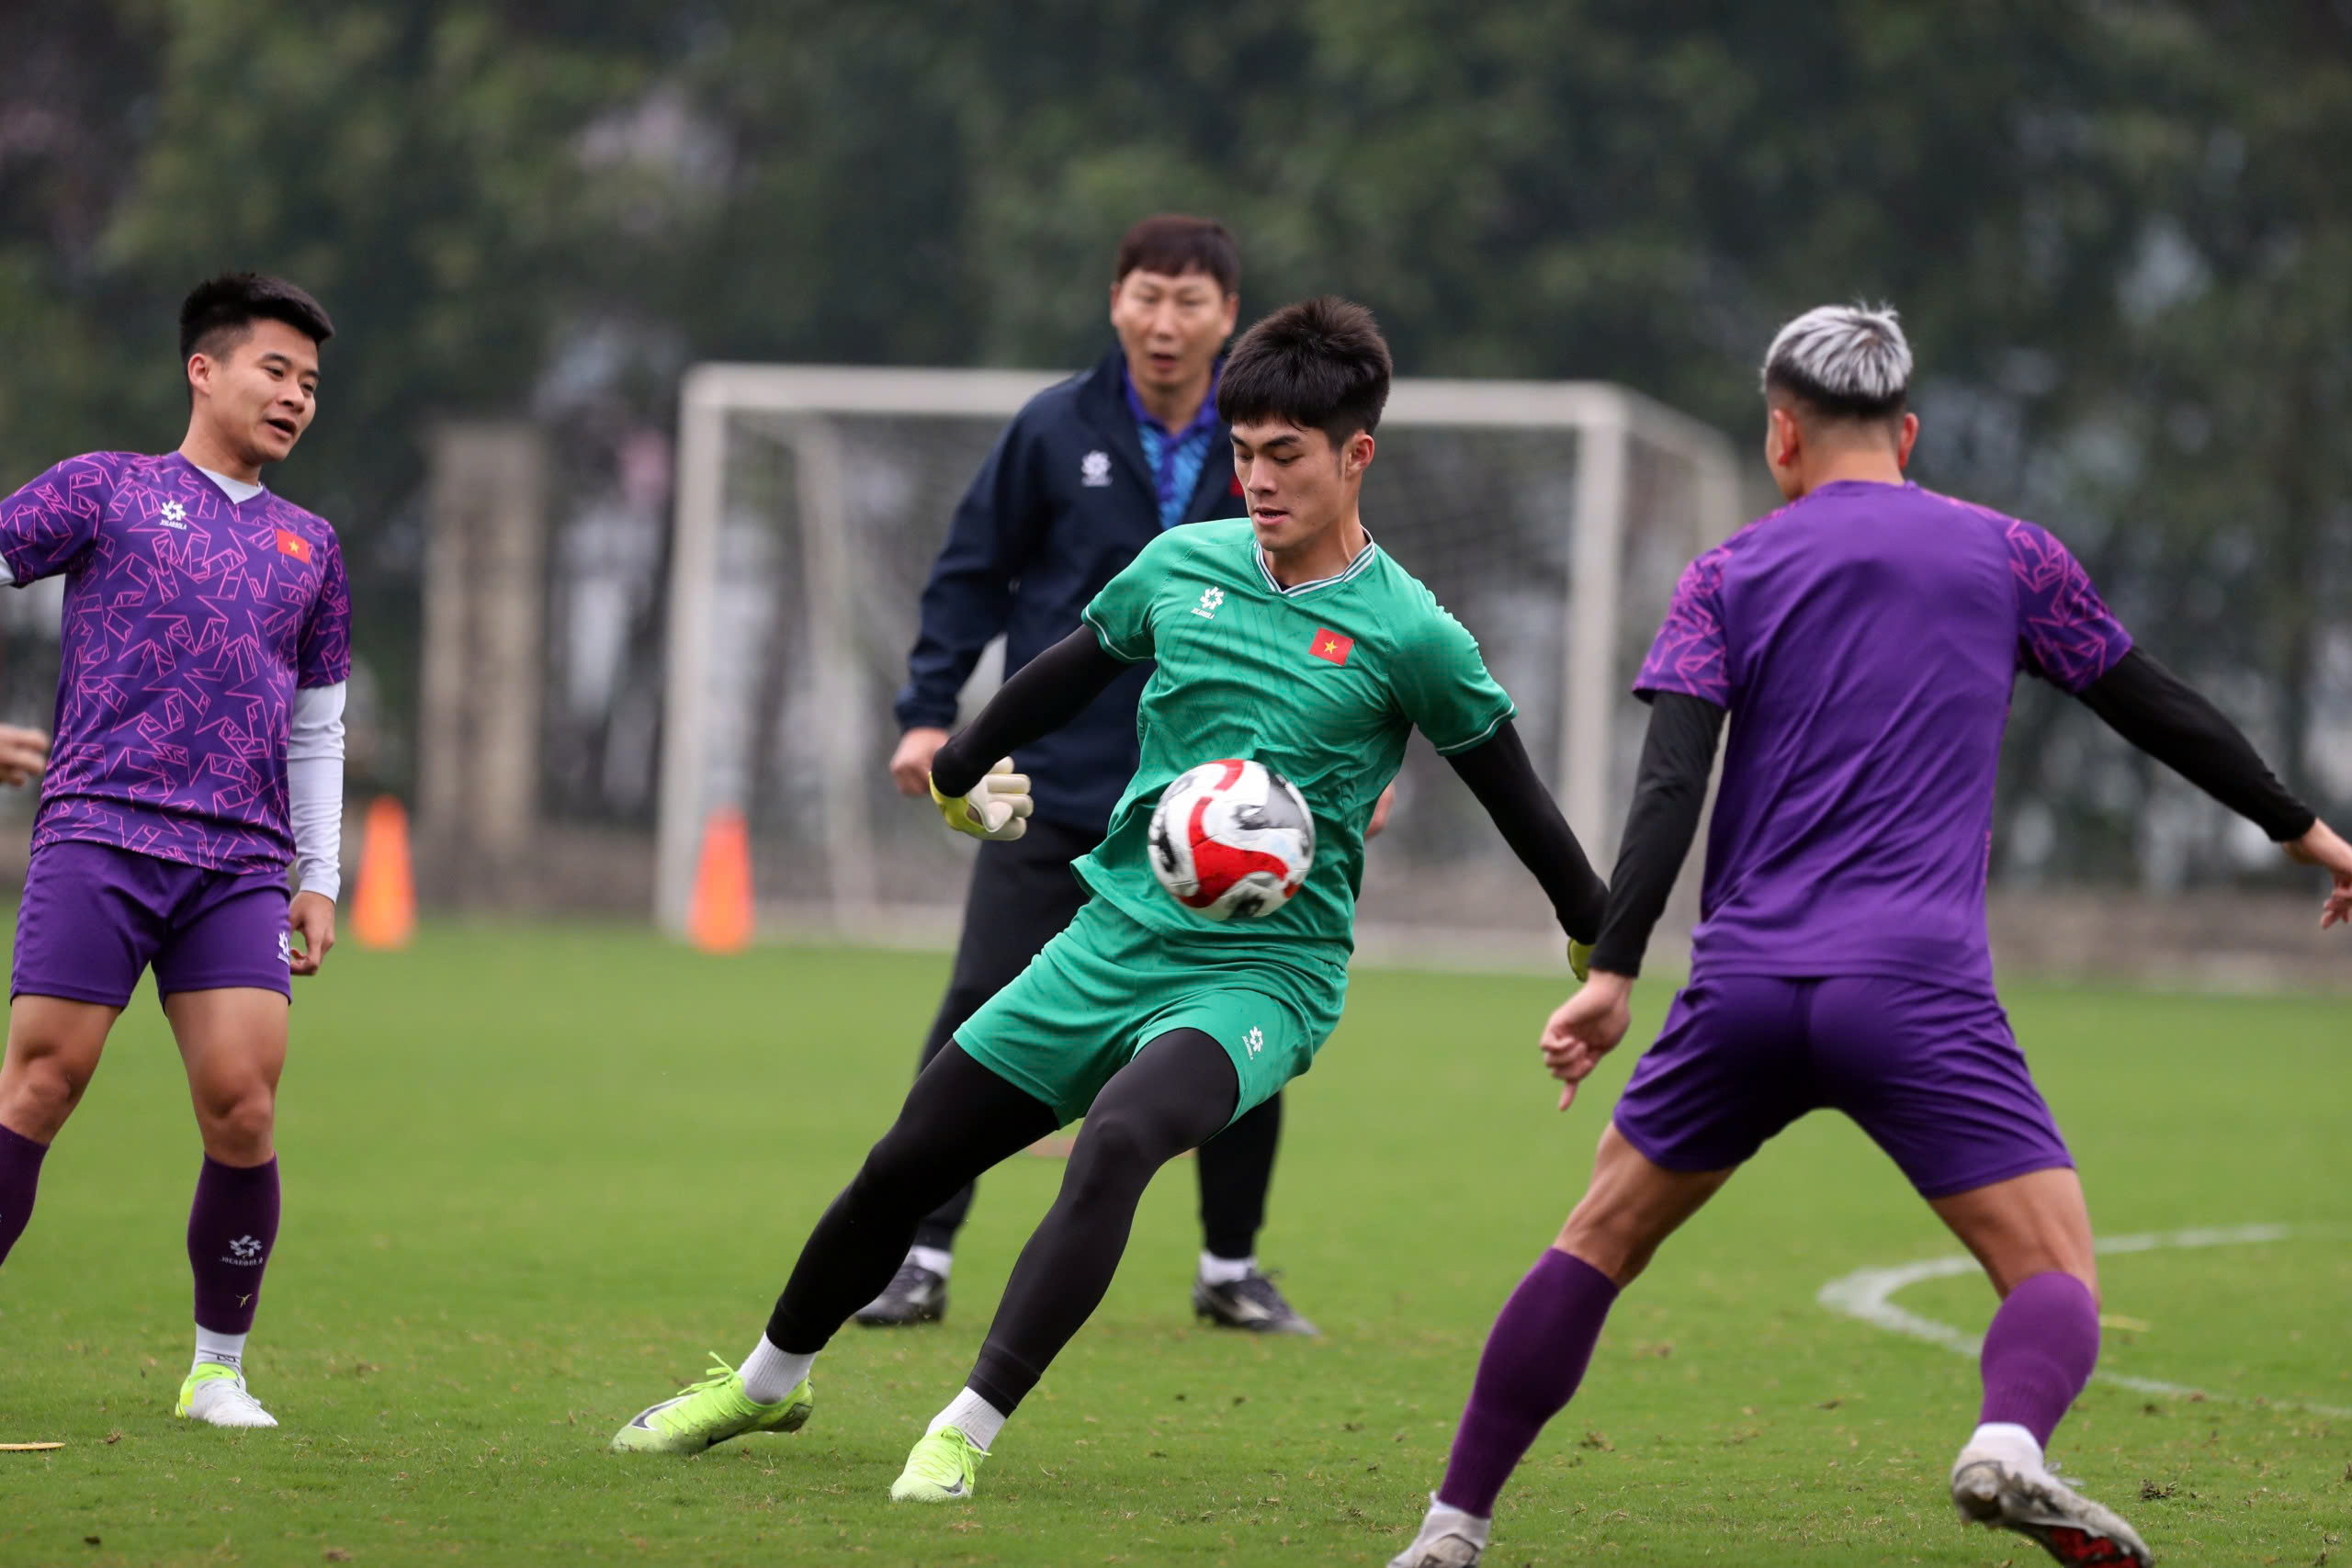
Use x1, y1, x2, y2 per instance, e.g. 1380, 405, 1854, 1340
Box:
1192, 1269, 1317, 1335
853, 1258, 948, 1326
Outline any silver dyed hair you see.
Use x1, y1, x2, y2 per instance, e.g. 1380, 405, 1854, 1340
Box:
1759, 302, 1912, 412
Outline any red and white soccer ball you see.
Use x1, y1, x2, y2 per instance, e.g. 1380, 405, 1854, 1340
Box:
1147, 759, 1316, 921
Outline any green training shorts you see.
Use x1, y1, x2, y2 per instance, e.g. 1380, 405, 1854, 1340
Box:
953, 896, 1347, 1128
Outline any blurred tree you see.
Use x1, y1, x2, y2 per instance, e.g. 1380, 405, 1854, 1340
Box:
0, 0, 2342, 876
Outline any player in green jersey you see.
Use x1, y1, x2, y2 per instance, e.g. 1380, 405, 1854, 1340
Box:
612, 298, 1609, 1503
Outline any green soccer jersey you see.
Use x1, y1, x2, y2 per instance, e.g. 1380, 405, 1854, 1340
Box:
1078, 516, 1515, 957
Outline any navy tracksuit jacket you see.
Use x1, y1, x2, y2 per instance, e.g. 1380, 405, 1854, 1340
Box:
894, 349, 1242, 834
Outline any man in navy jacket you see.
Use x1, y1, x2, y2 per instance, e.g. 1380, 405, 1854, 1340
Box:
863, 216, 1324, 1334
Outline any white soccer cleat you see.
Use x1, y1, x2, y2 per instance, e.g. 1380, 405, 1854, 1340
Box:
175, 1363, 279, 1428
1386, 1526, 1482, 1568
1388, 1497, 1488, 1567
1951, 1447, 2153, 1566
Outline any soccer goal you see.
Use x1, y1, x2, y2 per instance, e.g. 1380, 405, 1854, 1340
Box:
656, 364, 1746, 960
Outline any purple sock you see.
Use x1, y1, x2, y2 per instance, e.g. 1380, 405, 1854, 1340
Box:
0, 1122, 49, 1266
1435, 1247, 1621, 1517
1978, 1269, 2099, 1448
187, 1156, 280, 1334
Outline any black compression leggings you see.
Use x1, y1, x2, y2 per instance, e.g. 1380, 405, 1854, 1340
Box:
765, 1045, 1060, 1354
967, 1029, 1238, 1414
763, 1029, 1239, 1389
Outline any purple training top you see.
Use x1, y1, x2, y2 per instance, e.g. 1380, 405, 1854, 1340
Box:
0, 451, 350, 874
1634, 479, 2132, 991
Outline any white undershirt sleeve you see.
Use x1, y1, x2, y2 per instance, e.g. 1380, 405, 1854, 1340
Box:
288, 682, 347, 900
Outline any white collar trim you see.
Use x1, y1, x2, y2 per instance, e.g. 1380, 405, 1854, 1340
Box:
1255, 527, 1380, 597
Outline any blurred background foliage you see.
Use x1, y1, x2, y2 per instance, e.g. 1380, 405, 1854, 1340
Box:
2, 0, 2347, 885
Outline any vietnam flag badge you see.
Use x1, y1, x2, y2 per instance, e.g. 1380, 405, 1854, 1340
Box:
1308, 627, 1354, 666
275, 529, 311, 563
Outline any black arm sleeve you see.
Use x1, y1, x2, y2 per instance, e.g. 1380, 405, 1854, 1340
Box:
2077, 647, 2315, 842
1589, 692, 1727, 978
1442, 720, 1609, 943
931, 627, 1129, 797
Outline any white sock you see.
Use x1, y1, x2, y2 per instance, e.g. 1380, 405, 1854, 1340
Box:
927, 1386, 1007, 1451
1198, 1251, 1257, 1286
1965, 1421, 2044, 1472
194, 1327, 246, 1374
909, 1246, 953, 1279
1419, 1493, 1491, 1547
739, 1336, 814, 1404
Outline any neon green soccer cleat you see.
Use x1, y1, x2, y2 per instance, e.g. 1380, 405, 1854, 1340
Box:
889, 1425, 988, 1501
610, 1357, 812, 1455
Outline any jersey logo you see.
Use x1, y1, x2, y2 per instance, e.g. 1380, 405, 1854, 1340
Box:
1080, 450, 1113, 488
1308, 628, 1354, 665
157, 499, 189, 529
275, 529, 311, 563
1244, 1026, 1264, 1058
1192, 586, 1226, 620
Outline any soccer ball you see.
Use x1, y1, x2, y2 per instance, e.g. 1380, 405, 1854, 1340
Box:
1147, 759, 1316, 920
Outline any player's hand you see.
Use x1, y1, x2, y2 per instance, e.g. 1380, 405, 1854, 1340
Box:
1365, 782, 1397, 840
931, 758, 1034, 841
2284, 818, 2352, 930
1541, 970, 1634, 1111
890, 727, 952, 797
0, 724, 51, 787
288, 891, 336, 976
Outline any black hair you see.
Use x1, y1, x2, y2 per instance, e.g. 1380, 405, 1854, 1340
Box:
1114, 214, 1240, 296
1216, 297, 1392, 446
178, 273, 335, 366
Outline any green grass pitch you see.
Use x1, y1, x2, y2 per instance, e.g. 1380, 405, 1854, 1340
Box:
1, 926, 2345, 1565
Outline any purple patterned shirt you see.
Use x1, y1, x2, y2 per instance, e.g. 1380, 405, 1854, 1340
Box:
1634, 479, 2132, 989
0, 451, 351, 874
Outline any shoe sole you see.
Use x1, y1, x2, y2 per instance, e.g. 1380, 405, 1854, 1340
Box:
1193, 1301, 1317, 1336
1952, 1461, 2153, 1566
853, 1303, 946, 1327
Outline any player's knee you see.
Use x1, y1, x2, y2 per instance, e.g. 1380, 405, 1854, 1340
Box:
1064, 1112, 1163, 1203
197, 1082, 277, 1159
1555, 1201, 1657, 1288
0, 1045, 96, 1139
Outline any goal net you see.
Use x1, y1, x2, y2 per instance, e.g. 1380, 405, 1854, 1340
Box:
657, 365, 1743, 963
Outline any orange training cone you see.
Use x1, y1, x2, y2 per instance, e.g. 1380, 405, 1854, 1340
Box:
686, 807, 755, 954
350, 795, 416, 950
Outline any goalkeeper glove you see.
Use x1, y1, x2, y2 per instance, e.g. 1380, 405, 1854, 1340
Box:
1568, 939, 1593, 983
930, 758, 1034, 842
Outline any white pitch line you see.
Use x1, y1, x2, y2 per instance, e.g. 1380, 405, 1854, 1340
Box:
1816, 1223, 2352, 1420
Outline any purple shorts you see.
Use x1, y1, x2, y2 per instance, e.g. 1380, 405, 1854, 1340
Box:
1611, 973, 2072, 1200
13, 840, 292, 1007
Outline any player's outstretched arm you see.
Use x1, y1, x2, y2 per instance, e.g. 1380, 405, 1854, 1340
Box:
2074, 647, 2350, 925
928, 626, 1127, 806
1540, 692, 1725, 1111
1443, 720, 1607, 954
2281, 819, 2352, 930
1585, 693, 1724, 981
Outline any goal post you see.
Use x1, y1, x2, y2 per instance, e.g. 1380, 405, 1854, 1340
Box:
657, 363, 1744, 953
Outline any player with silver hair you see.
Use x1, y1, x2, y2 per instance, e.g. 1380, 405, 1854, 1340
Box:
1389, 302, 2352, 1567
1760, 301, 1914, 412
